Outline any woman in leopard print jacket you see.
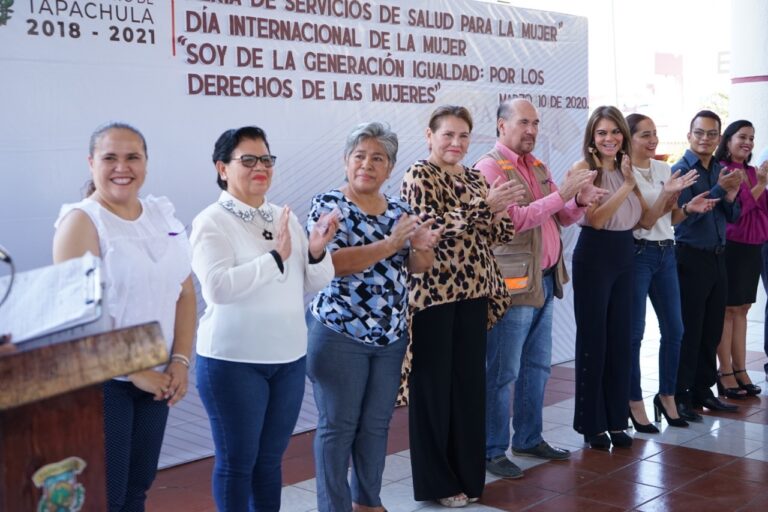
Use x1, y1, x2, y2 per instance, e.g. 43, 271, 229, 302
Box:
401, 105, 525, 507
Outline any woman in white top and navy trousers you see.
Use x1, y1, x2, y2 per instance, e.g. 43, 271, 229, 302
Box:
190, 126, 338, 511
54, 123, 197, 512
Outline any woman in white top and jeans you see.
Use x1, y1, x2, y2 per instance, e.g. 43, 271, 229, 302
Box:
53, 123, 196, 512
190, 126, 338, 511
626, 113, 716, 431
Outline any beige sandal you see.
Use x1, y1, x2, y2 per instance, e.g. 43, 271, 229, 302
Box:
437, 493, 469, 508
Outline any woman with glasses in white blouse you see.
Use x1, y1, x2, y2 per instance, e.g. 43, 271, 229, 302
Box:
190, 126, 338, 512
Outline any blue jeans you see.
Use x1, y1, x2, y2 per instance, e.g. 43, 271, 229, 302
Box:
103, 380, 169, 512
196, 354, 306, 512
630, 242, 683, 399
306, 315, 407, 512
485, 273, 554, 458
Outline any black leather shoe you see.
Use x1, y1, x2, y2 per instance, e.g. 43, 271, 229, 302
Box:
698, 396, 739, 412
512, 441, 571, 460
676, 401, 703, 422
608, 430, 633, 447
583, 433, 611, 450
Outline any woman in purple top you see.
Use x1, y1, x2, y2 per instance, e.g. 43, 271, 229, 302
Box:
716, 120, 768, 398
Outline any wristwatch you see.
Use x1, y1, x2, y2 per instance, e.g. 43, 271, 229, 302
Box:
682, 203, 689, 215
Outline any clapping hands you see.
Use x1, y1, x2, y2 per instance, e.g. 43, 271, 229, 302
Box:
757, 161, 768, 187
663, 169, 698, 194
718, 168, 743, 193
410, 218, 444, 251
309, 207, 341, 260
487, 177, 526, 213
686, 191, 720, 214
388, 214, 444, 252
620, 154, 636, 188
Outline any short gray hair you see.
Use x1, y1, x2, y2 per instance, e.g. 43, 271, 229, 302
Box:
343, 122, 398, 168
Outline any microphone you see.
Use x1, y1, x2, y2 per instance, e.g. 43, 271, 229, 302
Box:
0, 246, 10, 263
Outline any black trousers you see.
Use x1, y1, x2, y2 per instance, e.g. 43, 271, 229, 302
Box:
408, 297, 488, 501
675, 244, 727, 404
572, 227, 634, 436
103, 380, 169, 512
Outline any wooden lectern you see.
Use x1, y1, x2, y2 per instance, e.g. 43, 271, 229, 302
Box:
0, 322, 169, 511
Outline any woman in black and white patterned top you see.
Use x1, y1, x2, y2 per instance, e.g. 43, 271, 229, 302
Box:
306, 122, 441, 512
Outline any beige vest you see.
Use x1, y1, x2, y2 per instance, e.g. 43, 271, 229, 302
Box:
481, 148, 569, 308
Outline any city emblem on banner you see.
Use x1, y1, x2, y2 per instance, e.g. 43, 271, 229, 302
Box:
0, 0, 13, 26
31, 456, 87, 512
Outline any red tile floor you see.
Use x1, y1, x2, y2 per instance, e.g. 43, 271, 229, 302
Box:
147, 353, 768, 511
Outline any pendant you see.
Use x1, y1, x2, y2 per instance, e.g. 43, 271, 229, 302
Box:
262, 229, 274, 240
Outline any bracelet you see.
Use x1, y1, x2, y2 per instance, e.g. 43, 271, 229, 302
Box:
682, 203, 689, 216
574, 193, 587, 208
170, 353, 191, 368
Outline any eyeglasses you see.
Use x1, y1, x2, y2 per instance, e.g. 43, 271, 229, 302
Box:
692, 130, 719, 140
232, 154, 277, 168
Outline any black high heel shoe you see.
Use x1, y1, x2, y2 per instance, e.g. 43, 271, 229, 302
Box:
716, 371, 748, 399
608, 430, 633, 448
584, 432, 611, 450
653, 394, 688, 427
629, 409, 659, 433
734, 369, 762, 396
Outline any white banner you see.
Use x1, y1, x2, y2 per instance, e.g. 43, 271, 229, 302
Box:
0, 0, 587, 364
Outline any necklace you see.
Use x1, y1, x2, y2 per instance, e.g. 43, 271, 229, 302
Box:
218, 199, 275, 240
635, 165, 653, 183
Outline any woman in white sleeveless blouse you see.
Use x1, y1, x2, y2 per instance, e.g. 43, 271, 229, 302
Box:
53, 123, 196, 512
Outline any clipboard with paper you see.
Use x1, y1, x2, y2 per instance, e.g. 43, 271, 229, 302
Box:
0, 252, 104, 344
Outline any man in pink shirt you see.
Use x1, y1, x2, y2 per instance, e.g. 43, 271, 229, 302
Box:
476, 98, 605, 478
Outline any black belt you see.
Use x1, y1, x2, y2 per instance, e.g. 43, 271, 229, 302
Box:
634, 239, 674, 247
542, 265, 556, 277
677, 242, 725, 255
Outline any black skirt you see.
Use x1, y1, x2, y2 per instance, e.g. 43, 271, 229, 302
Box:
725, 239, 762, 306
